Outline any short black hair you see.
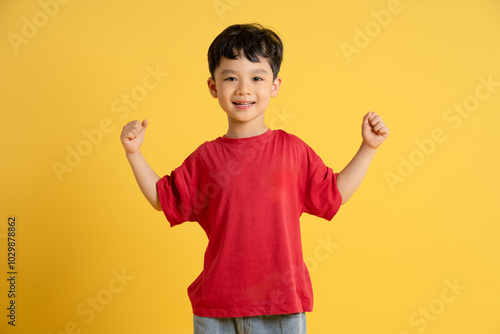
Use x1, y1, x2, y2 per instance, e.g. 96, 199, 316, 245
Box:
208, 23, 284, 80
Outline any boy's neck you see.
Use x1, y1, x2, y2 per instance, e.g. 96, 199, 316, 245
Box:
225, 125, 269, 138
225, 125, 269, 139
225, 118, 269, 139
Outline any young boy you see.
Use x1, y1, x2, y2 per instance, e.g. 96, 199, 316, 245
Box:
120, 23, 389, 334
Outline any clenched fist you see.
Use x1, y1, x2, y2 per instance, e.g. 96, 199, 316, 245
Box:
362, 111, 389, 149
121, 119, 148, 154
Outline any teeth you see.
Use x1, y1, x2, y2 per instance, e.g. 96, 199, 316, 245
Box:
234, 102, 253, 105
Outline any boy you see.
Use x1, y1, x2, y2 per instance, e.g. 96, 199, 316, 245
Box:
120, 23, 389, 334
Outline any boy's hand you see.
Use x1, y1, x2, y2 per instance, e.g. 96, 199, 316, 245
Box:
362, 111, 389, 150
121, 119, 148, 154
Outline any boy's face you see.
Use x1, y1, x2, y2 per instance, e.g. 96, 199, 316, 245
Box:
207, 53, 281, 129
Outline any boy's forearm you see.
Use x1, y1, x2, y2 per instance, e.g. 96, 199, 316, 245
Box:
337, 143, 377, 205
126, 150, 162, 211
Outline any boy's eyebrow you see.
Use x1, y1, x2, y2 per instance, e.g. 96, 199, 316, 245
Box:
220, 69, 236, 75
252, 69, 268, 74
220, 69, 268, 75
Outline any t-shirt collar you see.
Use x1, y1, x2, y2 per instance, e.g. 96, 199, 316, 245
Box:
220, 128, 274, 145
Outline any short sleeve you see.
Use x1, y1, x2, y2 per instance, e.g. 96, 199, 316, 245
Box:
156, 161, 197, 227
303, 157, 342, 221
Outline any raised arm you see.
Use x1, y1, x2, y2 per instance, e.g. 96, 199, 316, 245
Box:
337, 112, 389, 205
120, 119, 162, 211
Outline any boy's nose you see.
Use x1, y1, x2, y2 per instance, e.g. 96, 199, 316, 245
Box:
235, 81, 252, 95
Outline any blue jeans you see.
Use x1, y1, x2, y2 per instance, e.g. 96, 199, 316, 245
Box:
193, 313, 306, 334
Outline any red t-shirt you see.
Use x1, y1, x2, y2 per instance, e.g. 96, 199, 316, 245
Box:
156, 129, 342, 317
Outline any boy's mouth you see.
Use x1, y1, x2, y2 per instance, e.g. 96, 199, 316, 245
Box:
232, 101, 255, 106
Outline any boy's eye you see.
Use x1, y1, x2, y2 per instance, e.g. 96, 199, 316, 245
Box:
224, 77, 237, 81
252, 77, 263, 81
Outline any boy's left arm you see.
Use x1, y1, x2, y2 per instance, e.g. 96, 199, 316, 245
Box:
337, 111, 389, 205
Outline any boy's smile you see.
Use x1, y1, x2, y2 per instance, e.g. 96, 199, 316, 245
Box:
232, 101, 255, 109
208, 53, 281, 138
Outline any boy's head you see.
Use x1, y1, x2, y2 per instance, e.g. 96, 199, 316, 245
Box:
208, 23, 284, 81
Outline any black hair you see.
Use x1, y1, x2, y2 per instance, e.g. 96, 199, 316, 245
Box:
207, 23, 284, 80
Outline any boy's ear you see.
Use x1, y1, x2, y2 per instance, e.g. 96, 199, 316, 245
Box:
270, 77, 282, 98
207, 77, 218, 98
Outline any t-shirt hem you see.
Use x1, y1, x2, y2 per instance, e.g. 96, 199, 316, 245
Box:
192, 304, 313, 318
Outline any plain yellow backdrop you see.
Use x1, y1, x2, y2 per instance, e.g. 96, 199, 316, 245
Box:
1, 0, 499, 333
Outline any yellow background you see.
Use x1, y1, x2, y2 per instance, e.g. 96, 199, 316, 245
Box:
1, 0, 499, 333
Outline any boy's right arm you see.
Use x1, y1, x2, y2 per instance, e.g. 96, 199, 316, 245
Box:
120, 119, 162, 211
